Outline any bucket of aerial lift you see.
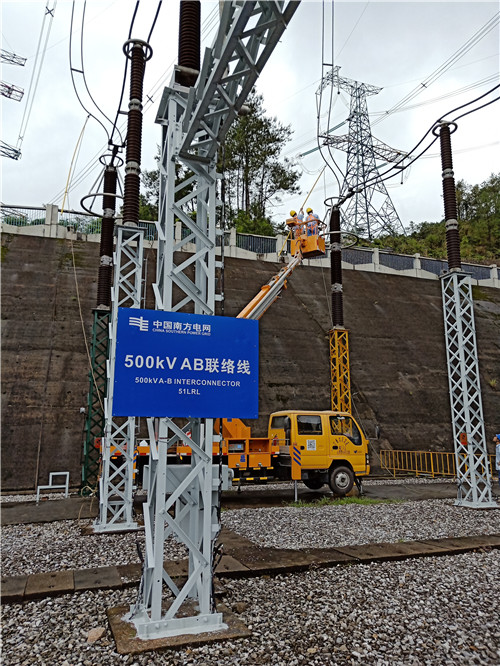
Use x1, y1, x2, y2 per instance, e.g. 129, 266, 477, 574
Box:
291, 233, 326, 258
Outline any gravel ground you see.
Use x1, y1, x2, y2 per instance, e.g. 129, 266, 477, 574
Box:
221, 498, 500, 550
1, 520, 187, 577
2, 498, 499, 577
2, 550, 499, 665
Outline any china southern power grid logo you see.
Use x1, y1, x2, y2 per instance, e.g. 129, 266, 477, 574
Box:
129, 316, 211, 336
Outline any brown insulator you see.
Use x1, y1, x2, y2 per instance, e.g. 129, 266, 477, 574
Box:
99, 216, 115, 259
96, 166, 117, 307
332, 291, 344, 328
439, 123, 461, 270
123, 42, 147, 226
123, 173, 141, 224
97, 263, 112, 307
178, 1, 200, 72
102, 166, 117, 215
129, 44, 146, 103
439, 124, 453, 172
329, 206, 344, 327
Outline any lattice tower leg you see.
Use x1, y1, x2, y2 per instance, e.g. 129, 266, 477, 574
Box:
440, 271, 495, 508
93, 226, 145, 532
129, 95, 224, 635
330, 328, 351, 414
130, 0, 301, 638
81, 310, 109, 494
128, 418, 225, 638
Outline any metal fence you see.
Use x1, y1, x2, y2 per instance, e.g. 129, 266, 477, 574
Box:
380, 449, 496, 479
59, 213, 101, 234
236, 233, 277, 254
2, 204, 498, 281
1, 205, 46, 226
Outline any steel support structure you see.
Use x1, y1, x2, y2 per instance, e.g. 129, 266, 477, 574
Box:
435, 121, 494, 508
328, 205, 351, 413
440, 271, 495, 507
81, 310, 109, 493
127, 0, 300, 639
93, 226, 144, 531
319, 66, 405, 239
330, 329, 351, 414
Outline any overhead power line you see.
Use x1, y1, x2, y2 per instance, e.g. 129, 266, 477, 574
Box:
371, 11, 500, 128
15, 1, 57, 156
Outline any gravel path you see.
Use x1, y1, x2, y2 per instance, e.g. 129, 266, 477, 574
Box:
1, 520, 187, 577
2, 485, 499, 665
2, 498, 499, 577
3, 550, 499, 665
221, 498, 500, 550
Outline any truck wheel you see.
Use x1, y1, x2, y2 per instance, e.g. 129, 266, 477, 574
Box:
303, 479, 324, 490
329, 466, 354, 496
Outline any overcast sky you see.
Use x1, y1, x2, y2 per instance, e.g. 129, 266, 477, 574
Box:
1, 1, 499, 231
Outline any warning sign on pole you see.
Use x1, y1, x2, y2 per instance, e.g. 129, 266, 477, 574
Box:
112, 308, 259, 418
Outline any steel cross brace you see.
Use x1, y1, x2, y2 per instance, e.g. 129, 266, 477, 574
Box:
93, 226, 145, 532
130, 0, 301, 640
440, 271, 495, 508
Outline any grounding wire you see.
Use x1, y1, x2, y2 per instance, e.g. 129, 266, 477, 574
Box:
69, 1, 110, 142
324, 0, 342, 187
147, 2, 163, 43
49, 2, 214, 203
54, 2, 278, 205
371, 11, 500, 128
78, 2, 120, 142
316, 0, 343, 192
451, 94, 500, 123
108, 1, 139, 149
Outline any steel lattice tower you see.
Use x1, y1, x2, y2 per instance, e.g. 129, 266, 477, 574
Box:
125, 1, 301, 640
319, 67, 406, 239
436, 121, 495, 508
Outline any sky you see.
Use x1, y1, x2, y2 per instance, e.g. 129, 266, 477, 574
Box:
1, 0, 499, 232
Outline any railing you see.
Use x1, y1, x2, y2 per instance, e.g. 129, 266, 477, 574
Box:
1, 205, 46, 226
380, 449, 497, 479
2, 204, 498, 285
236, 232, 277, 254
59, 213, 101, 234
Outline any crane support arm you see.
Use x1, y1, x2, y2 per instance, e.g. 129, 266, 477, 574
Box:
237, 252, 303, 320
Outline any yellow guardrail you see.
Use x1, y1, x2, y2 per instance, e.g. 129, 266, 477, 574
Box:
380, 449, 497, 479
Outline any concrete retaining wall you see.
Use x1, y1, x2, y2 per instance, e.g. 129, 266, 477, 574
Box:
2, 234, 499, 491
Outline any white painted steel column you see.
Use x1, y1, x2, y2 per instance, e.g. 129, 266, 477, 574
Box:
94, 226, 144, 532
440, 271, 495, 508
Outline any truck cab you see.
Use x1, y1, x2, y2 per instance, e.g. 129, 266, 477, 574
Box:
268, 410, 370, 495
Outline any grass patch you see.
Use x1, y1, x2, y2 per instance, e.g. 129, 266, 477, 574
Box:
288, 496, 404, 508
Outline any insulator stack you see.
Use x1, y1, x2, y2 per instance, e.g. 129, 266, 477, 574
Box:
122, 41, 149, 226
438, 123, 461, 270
176, 0, 200, 86
96, 166, 117, 307
330, 206, 344, 327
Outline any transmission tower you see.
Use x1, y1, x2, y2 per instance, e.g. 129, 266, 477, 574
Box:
1, 49, 26, 160
319, 66, 406, 239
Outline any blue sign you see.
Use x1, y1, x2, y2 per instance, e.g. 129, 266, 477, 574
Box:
112, 308, 259, 418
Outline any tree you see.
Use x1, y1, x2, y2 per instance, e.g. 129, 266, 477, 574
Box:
139, 152, 195, 222
370, 173, 500, 263
139, 93, 300, 236
221, 90, 301, 235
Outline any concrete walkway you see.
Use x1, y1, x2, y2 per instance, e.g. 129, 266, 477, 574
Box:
2, 528, 499, 605
2, 483, 499, 606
